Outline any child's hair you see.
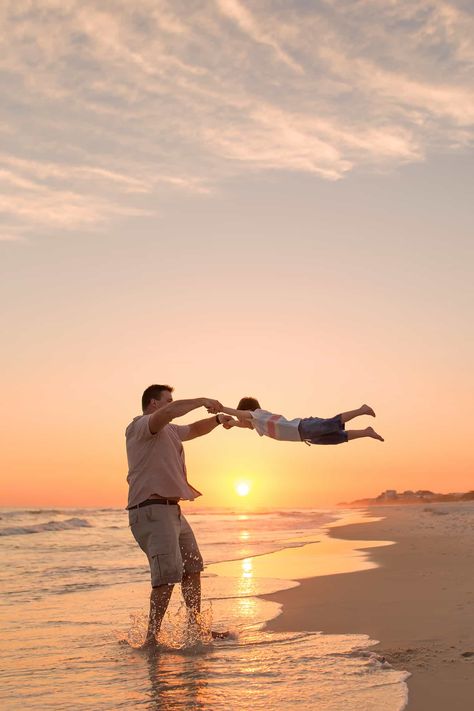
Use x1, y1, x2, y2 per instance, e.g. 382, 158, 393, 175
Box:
237, 396, 261, 411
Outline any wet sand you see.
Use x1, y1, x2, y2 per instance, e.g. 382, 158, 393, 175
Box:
261, 503, 474, 711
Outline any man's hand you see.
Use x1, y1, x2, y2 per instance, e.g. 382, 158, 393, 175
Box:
202, 398, 222, 413
219, 414, 236, 429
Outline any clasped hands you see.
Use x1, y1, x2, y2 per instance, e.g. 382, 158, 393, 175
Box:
201, 398, 236, 430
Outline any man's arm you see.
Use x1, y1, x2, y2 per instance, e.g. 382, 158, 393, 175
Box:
222, 418, 252, 430
180, 413, 235, 441
149, 397, 222, 435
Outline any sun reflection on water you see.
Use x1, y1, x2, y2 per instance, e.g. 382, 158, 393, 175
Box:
242, 558, 253, 579
237, 595, 258, 619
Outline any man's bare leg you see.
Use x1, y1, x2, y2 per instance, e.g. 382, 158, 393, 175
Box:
340, 404, 375, 424
347, 426, 384, 442
144, 584, 174, 646
181, 571, 229, 639
181, 571, 201, 621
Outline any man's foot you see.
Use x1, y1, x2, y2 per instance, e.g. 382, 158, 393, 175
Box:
138, 634, 159, 650
366, 426, 384, 441
361, 404, 376, 417
211, 630, 231, 640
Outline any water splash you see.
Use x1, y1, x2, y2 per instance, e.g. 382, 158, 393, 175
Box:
158, 604, 214, 651
119, 603, 217, 651
118, 610, 149, 649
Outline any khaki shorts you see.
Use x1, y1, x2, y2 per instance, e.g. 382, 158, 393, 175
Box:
128, 504, 204, 587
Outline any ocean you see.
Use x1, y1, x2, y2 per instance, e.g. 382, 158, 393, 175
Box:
0, 507, 409, 710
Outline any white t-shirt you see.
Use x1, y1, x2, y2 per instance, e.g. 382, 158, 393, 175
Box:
250, 409, 302, 442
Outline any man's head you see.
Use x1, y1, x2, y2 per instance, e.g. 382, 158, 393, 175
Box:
142, 384, 174, 413
237, 396, 260, 411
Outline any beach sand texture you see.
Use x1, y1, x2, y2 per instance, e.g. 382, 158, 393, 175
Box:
262, 503, 474, 711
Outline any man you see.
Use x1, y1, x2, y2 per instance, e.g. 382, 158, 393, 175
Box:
126, 384, 233, 646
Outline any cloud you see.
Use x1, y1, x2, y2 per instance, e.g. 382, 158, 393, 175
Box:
215, 0, 304, 73
0, 0, 472, 239
0, 187, 150, 230
0, 230, 27, 243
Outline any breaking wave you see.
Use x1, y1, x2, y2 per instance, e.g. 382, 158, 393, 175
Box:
0, 517, 92, 537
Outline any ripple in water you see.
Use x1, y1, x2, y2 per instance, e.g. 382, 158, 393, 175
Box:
113, 606, 408, 711
116, 620, 408, 711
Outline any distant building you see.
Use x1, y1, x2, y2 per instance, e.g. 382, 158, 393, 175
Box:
346, 488, 473, 507
416, 490, 435, 498
376, 489, 398, 502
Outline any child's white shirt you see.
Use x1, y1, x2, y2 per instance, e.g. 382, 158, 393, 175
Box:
250, 409, 302, 441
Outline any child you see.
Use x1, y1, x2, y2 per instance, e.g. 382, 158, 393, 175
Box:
209, 397, 384, 445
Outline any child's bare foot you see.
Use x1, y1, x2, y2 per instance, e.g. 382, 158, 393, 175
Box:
361, 404, 376, 417
366, 426, 384, 441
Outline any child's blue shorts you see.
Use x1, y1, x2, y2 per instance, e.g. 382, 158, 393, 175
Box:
298, 414, 348, 445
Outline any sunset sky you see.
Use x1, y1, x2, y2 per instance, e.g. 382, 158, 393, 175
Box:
1, 0, 473, 509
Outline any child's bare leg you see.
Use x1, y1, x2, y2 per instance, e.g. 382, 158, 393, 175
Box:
347, 426, 384, 442
340, 404, 375, 424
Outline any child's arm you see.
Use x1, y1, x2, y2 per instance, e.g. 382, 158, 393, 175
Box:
217, 406, 253, 421
206, 403, 254, 420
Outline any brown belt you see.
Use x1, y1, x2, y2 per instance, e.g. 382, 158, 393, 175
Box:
130, 498, 180, 509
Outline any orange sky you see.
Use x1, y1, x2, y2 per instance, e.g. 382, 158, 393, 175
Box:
1, 2, 473, 509
1, 269, 473, 509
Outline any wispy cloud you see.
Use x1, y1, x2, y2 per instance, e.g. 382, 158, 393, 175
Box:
0, 0, 472, 239
215, 0, 304, 73
0, 229, 27, 243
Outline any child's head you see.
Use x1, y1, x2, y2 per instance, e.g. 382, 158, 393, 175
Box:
237, 396, 260, 411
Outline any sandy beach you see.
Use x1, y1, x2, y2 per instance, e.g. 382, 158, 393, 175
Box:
262, 503, 474, 711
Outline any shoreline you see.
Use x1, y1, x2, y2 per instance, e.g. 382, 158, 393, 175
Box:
260, 503, 474, 711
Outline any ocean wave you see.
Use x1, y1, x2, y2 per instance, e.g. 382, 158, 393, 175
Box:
203, 538, 320, 566
0, 509, 89, 518
26, 509, 68, 515
0, 518, 93, 537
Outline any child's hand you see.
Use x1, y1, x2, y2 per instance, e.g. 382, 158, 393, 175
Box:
203, 398, 222, 413
221, 415, 236, 429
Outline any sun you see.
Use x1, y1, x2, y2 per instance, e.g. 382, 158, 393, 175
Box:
235, 481, 251, 497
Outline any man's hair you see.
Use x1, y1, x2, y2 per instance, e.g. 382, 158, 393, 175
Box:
237, 396, 260, 411
142, 384, 173, 412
